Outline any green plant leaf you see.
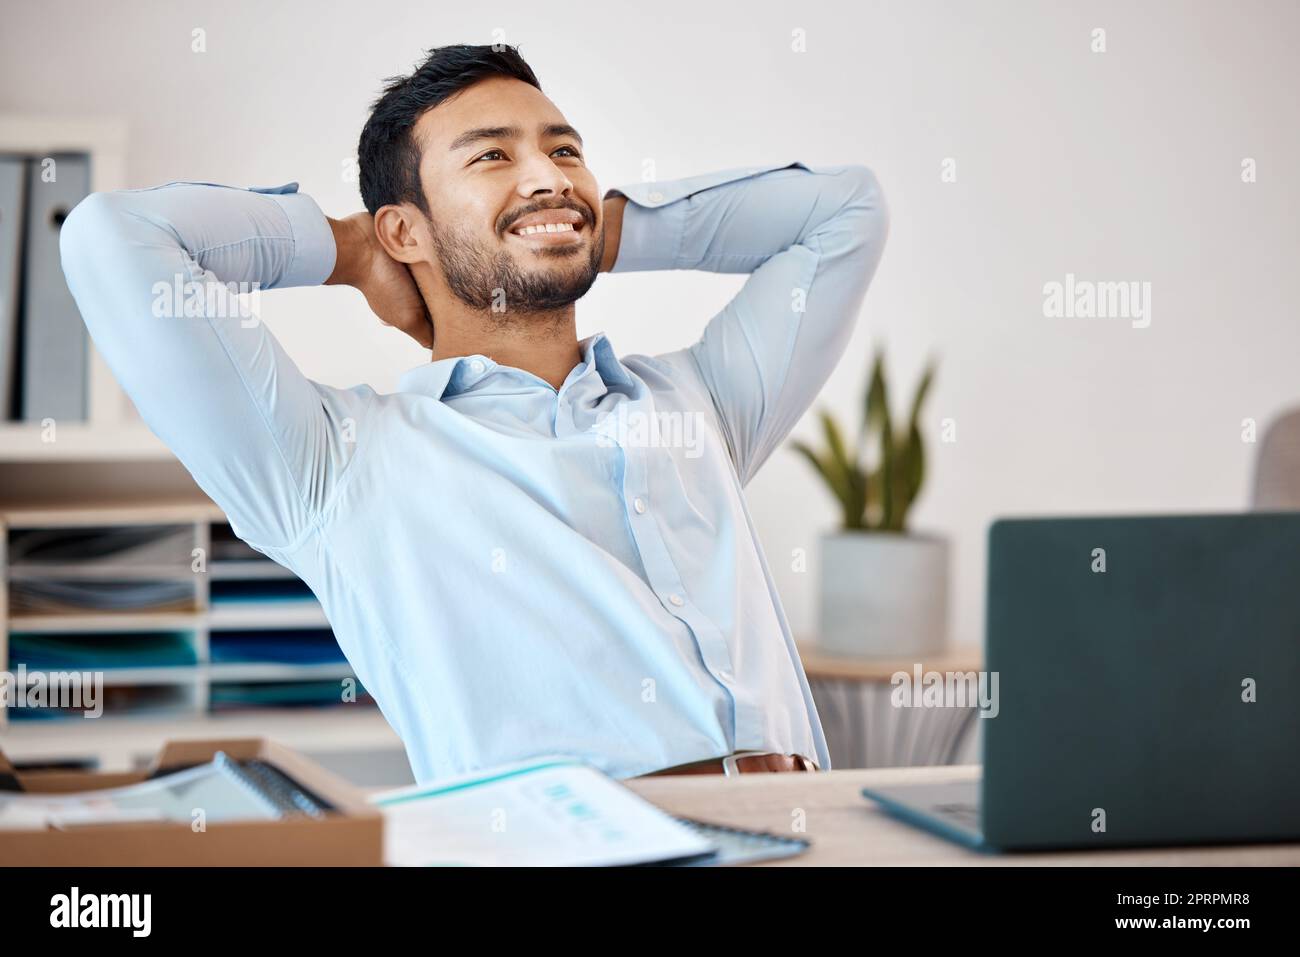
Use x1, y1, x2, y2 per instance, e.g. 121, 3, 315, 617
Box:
819, 410, 869, 523
880, 426, 895, 529
794, 350, 936, 534
819, 410, 854, 478
906, 360, 936, 438
864, 466, 885, 530
904, 421, 926, 505
862, 350, 889, 442
789, 439, 857, 527
895, 358, 935, 532
861, 351, 894, 528
888, 422, 924, 532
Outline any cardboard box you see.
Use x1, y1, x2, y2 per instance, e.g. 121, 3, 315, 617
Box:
0, 737, 383, 866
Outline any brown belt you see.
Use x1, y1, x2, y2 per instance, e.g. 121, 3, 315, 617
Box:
642, 751, 819, 777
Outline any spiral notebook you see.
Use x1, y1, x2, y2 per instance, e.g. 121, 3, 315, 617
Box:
373, 756, 810, 867
667, 816, 809, 867
0, 751, 331, 830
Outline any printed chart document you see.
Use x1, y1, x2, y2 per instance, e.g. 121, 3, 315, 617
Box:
371, 756, 716, 867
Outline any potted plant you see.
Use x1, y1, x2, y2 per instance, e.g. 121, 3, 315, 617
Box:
790, 350, 947, 657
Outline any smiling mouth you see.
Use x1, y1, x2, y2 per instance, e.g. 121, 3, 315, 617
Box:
507, 221, 586, 243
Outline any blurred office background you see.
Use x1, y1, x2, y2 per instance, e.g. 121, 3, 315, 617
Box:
1, 0, 1297, 782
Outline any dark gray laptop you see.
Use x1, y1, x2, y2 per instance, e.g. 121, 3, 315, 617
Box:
861, 513, 1300, 852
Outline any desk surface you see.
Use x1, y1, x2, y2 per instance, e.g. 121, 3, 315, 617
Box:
623, 765, 1300, 866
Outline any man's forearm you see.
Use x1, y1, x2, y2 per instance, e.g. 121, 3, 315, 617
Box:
598, 163, 888, 281
326, 214, 373, 287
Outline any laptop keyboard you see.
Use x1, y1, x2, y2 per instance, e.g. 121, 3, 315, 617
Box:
934, 802, 981, 826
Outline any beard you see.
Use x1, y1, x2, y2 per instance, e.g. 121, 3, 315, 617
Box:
426, 212, 605, 314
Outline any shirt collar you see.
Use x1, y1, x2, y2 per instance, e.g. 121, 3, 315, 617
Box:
396, 331, 635, 402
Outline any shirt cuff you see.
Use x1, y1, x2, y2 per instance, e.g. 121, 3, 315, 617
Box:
603, 162, 808, 274
260, 185, 337, 288
604, 192, 686, 273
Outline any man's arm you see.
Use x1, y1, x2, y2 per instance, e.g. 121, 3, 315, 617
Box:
59, 182, 411, 552
602, 162, 889, 486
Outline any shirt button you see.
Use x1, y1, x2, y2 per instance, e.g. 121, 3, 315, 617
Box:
633, 497, 647, 514
668, 593, 684, 607
469, 359, 486, 374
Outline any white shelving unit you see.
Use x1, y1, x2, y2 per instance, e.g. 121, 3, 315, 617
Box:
0, 705, 403, 779
0, 499, 407, 780
0, 423, 172, 463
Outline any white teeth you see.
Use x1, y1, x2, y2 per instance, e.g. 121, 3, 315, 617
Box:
515, 222, 576, 236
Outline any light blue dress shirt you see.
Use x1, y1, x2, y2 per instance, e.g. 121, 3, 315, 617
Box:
60, 160, 888, 782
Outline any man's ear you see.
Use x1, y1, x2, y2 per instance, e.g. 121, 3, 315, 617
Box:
374, 203, 427, 265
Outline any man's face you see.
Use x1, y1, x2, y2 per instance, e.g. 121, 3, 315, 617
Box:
411, 75, 604, 313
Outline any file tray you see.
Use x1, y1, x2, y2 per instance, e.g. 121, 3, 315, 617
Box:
0, 737, 383, 866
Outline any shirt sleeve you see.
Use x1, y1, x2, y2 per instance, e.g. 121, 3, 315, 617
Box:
59, 181, 373, 551
605, 162, 889, 487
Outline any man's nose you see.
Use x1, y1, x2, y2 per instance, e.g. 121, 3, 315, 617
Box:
515, 152, 574, 199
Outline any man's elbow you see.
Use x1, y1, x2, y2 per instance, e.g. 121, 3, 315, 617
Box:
59, 191, 125, 284
830, 165, 889, 275
844, 164, 889, 246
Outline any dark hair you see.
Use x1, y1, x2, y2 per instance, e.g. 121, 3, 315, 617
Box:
357, 44, 542, 216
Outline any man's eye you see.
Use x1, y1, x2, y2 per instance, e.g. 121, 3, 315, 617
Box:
474, 146, 580, 164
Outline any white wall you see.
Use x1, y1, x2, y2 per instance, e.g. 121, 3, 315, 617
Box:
5, 0, 1298, 647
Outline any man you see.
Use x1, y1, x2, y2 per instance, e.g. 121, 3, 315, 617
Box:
60, 44, 889, 782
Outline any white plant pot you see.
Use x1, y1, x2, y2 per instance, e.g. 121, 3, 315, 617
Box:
817, 531, 949, 658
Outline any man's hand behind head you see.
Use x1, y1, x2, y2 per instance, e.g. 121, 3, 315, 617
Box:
327, 212, 435, 349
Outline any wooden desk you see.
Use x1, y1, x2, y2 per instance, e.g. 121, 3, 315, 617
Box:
623, 764, 1300, 866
